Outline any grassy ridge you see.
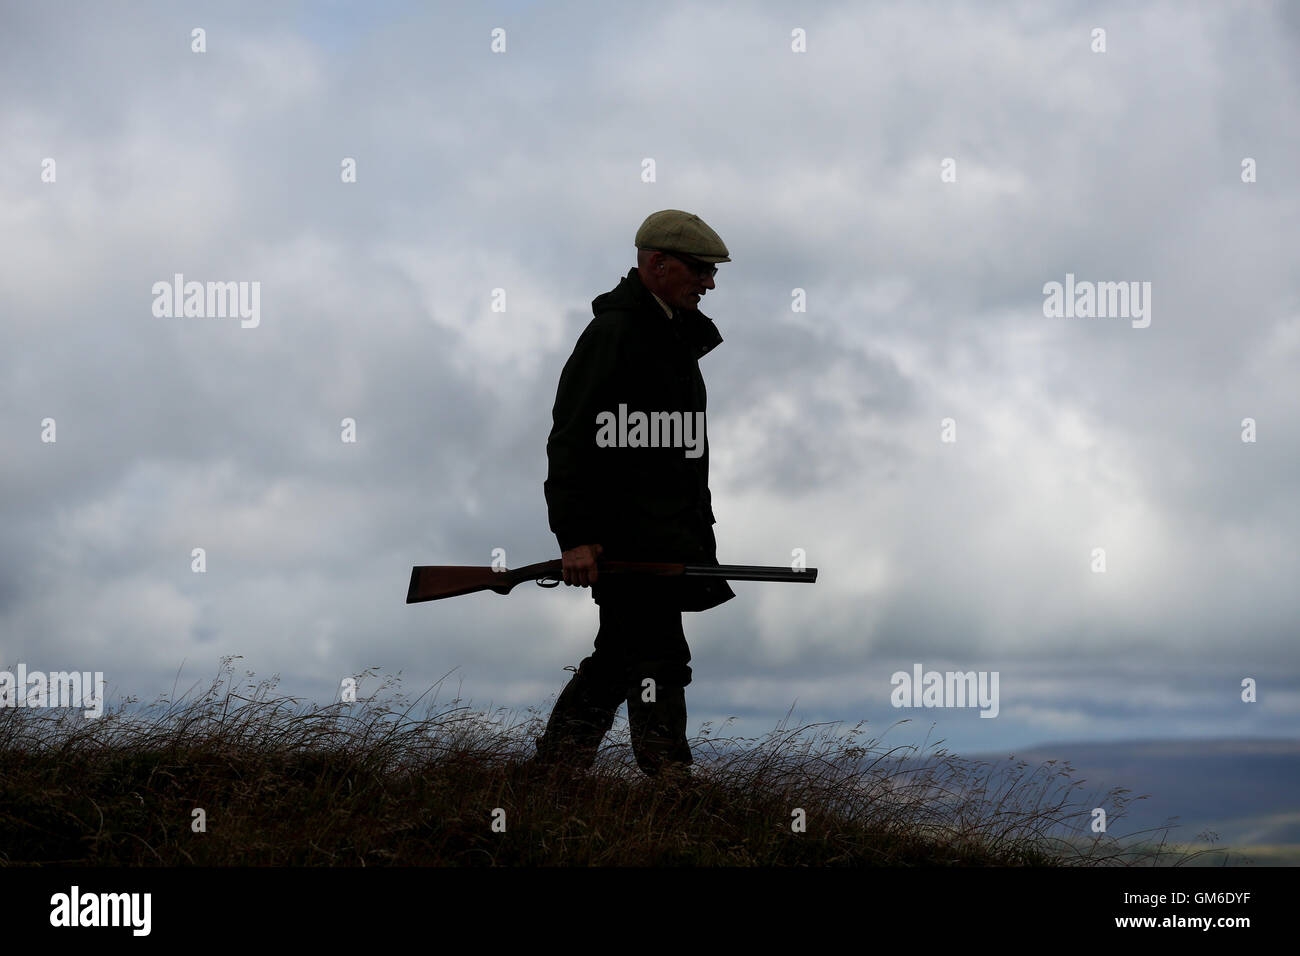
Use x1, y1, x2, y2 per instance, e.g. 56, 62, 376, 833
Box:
0, 658, 1198, 866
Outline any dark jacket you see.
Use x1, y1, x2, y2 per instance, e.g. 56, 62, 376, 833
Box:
544, 267, 735, 612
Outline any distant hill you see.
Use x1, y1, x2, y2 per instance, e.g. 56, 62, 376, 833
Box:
962, 737, 1300, 866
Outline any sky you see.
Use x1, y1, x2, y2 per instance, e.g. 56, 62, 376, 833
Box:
1, 0, 1297, 758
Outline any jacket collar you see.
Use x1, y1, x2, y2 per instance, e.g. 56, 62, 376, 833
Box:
606, 267, 724, 360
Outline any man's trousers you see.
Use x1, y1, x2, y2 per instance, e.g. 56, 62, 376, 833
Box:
534, 596, 692, 776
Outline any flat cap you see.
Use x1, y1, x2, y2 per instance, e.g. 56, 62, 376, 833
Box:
635, 209, 731, 263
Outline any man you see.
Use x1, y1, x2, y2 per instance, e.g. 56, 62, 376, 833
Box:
533, 209, 735, 778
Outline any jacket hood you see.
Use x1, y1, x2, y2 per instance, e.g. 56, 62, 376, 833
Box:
591, 267, 724, 360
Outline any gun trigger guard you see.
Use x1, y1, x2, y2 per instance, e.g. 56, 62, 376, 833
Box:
537, 575, 561, 588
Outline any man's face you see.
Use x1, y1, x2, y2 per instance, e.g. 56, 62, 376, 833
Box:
656, 251, 717, 311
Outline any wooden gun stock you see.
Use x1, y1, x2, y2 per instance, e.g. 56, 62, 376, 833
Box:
406, 560, 817, 604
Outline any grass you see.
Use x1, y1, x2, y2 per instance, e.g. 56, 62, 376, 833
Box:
0, 657, 1212, 866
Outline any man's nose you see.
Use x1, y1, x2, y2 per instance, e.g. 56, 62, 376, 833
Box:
702, 273, 716, 289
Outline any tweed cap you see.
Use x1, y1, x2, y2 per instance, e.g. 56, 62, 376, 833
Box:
634, 209, 731, 263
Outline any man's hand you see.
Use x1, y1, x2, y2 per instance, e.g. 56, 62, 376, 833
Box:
561, 543, 604, 587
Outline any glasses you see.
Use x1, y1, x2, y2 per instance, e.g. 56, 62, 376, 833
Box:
658, 250, 719, 278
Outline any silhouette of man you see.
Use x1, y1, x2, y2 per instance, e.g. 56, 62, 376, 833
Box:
534, 209, 735, 777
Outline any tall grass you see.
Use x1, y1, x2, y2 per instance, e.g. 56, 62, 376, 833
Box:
0, 657, 1206, 866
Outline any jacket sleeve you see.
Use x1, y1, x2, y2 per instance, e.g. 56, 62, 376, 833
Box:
544, 316, 622, 552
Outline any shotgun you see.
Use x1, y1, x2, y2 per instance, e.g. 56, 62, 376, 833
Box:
406, 560, 817, 604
